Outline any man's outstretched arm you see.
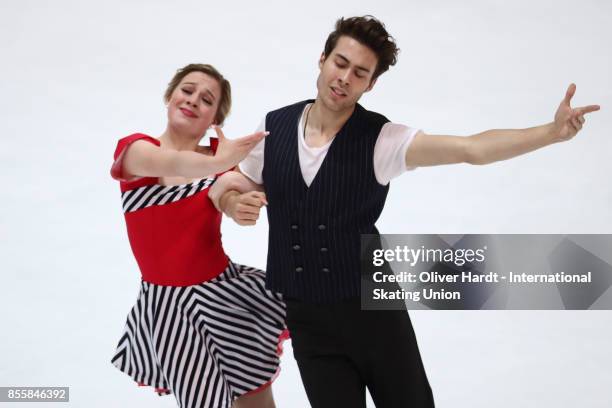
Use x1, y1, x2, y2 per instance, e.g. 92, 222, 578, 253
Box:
209, 169, 266, 226
405, 84, 601, 167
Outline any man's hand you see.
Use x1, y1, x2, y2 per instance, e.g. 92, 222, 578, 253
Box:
552, 84, 600, 142
221, 191, 268, 226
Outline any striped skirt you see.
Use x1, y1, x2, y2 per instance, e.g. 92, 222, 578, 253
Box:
111, 262, 288, 408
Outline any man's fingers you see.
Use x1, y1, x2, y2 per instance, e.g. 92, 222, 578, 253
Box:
241, 194, 261, 205
250, 191, 268, 205
568, 122, 579, 133
241, 193, 266, 207
236, 203, 261, 215
563, 83, 576, 105
576, 105, 601, 115
239, 191, 267, 207
578, 115, 585, 125
236, 191, 268, 218
236, 210, 259, 221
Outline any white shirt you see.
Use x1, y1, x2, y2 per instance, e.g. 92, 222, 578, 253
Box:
239, 104, 419, 186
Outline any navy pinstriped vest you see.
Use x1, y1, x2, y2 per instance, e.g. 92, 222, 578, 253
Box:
263, 100, 390, 303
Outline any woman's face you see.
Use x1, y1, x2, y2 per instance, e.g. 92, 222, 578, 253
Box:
167, 71, 221, 136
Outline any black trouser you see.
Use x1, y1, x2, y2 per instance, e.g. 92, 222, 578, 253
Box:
286, 297, 435, 408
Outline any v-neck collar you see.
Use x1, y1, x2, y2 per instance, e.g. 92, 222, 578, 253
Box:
295, 101, 360, 191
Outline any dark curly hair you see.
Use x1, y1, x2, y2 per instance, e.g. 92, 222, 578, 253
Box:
323, 16, 399, 81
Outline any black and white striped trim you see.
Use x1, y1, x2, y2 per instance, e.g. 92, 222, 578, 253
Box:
121, 177, 215, 213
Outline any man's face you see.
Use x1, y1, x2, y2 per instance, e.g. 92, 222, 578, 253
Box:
316, 35, 378, 112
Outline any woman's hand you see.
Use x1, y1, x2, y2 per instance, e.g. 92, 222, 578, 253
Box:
212, 126, 268, 171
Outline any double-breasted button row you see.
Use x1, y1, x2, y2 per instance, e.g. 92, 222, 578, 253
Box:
292, 244, 327, 252
293, 245, 328, 251
291, 224, 326, 230
291, 223, 329, 273
295, 266, 330, 273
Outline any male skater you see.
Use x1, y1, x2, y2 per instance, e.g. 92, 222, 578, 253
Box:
209, 16, 599, 408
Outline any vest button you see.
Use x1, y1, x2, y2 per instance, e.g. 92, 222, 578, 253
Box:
292, 244, 301, 251
318, 224, 326, 230
295, 266, 304, 273
321, 267, 330, 273
320, 247, 328, 252
291, 224, 299, 230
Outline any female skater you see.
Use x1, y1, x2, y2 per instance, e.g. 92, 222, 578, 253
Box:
110, 63, 287, 408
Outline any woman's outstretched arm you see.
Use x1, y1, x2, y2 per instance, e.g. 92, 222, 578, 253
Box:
121, 127, 267, 179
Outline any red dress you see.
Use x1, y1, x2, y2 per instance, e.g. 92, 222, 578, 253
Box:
110, 133, 228, 286
109, 134, 288, 408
